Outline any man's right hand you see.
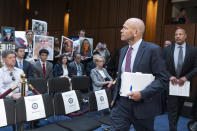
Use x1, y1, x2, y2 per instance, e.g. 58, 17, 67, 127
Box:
169, 76, 178, 85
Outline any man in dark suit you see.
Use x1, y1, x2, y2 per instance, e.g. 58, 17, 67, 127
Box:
15, 47, 33, 79
68, 53, 85, 77
163, 27, 197, 131
32, 49, 53, 80
110, 18, 168, 131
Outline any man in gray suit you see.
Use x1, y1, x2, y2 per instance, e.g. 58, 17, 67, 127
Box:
32, 49, 53, 80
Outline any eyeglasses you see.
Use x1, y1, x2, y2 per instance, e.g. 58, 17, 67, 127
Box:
10, 72, 16, 81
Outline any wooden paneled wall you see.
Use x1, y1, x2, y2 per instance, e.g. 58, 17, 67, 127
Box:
68, 0, 147, 52
0, 0, 26, 30
0, 0, 148, 51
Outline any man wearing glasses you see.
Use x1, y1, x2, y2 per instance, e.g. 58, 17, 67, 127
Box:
0, 50, 27, 99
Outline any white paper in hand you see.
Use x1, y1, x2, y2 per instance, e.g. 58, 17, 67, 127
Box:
169, 81, 190, 97
95, 89, 109, 111
24, 95, 46, 121
62, 90, 80, 114
120, 72, 155, 96
0, 99, 7, 127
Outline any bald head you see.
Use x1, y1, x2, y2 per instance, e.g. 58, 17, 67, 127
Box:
120, 18, 145, 44
126, 18, 145, 35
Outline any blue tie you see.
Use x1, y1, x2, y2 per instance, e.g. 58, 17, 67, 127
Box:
19, 61, 23, 70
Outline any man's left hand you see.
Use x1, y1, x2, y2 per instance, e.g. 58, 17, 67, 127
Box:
178, 76, 187, 86
127, 91, 142, 101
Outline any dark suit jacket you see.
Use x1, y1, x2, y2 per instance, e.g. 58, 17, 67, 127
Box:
53, 63, 70, 77
32, 61, 53, 80
113, 40, 168, 119
68, 61, 85, 77
15, 59, 33, 79
163, 43, 197, 81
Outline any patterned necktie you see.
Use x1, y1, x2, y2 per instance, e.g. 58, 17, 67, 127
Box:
125, 47, 133, 72
19, 61, 23, 70
176, 46, 183, 77
42, 63, 46, 78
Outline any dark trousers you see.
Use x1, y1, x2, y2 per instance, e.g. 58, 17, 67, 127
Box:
167, 95, 185, 131
111, 97, 154, 131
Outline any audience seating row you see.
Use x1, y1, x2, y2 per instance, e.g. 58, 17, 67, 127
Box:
0, 88, 112, 131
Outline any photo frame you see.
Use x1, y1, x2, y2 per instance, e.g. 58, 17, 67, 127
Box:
79, 37, 93, 58
32, 19, 47, 36
1, 26, 15, 44
33, 35, 54, 61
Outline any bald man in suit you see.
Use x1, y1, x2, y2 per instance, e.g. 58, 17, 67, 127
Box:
110, 18, 168, 131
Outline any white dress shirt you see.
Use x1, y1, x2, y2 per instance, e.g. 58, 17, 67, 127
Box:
121, 39, 142, 73
62, 65, 68, 76
0, 66, 26, 98
174, 42, 186, 70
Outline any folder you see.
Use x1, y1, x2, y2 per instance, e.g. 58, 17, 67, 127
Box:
120, 72, 155, 97
169, 81, 190, 97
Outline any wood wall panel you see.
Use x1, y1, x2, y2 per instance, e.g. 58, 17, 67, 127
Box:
117, 0, 129, 26
0, 0, 25, 30
0, 0, 148, 52
108, 0, 118, 27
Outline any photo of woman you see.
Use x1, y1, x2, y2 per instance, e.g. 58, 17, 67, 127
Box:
80, 38, 93, 58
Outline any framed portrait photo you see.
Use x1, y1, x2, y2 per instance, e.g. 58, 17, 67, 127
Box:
1, 27, 15, 44
33, 35, 54, 61
32, 19, 47, 36
79, 37, 93, 58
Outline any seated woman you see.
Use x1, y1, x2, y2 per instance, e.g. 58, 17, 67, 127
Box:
90, 56, 113, 91
53, 54, 69, 78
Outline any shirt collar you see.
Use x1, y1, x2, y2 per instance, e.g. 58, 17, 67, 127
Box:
129, 39, 142, 50
16, 58, 23, 63
40, 60, 46, 66
3, 65, 17, 72
175, 42, 186, 48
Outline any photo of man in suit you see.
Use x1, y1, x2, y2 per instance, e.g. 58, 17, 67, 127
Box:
15, 47, 33, 79
110, 18, 168, 131
163, 27, 197, 131
32, 49, 53, 80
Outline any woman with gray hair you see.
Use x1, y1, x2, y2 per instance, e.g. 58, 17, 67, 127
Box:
90, 55, 113, 91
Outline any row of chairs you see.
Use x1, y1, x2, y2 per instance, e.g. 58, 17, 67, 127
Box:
0, 89, 112, 131
28, 76, 91, 95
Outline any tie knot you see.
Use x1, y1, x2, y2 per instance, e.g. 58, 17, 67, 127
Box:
178, 46, 182, 49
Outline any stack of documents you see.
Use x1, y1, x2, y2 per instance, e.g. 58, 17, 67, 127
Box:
169, 81, 190, 97
120, 72, 155, 97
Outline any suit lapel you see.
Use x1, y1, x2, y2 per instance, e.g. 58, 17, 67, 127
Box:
181, 44, 189, 73
95, 68, 104, 81
45, 61, 49, 78
118, 46, 129, 72
170, 44, 176, 73
23, 60, 26, 71
38, 61, 44, 77
132, 41, 146, 72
